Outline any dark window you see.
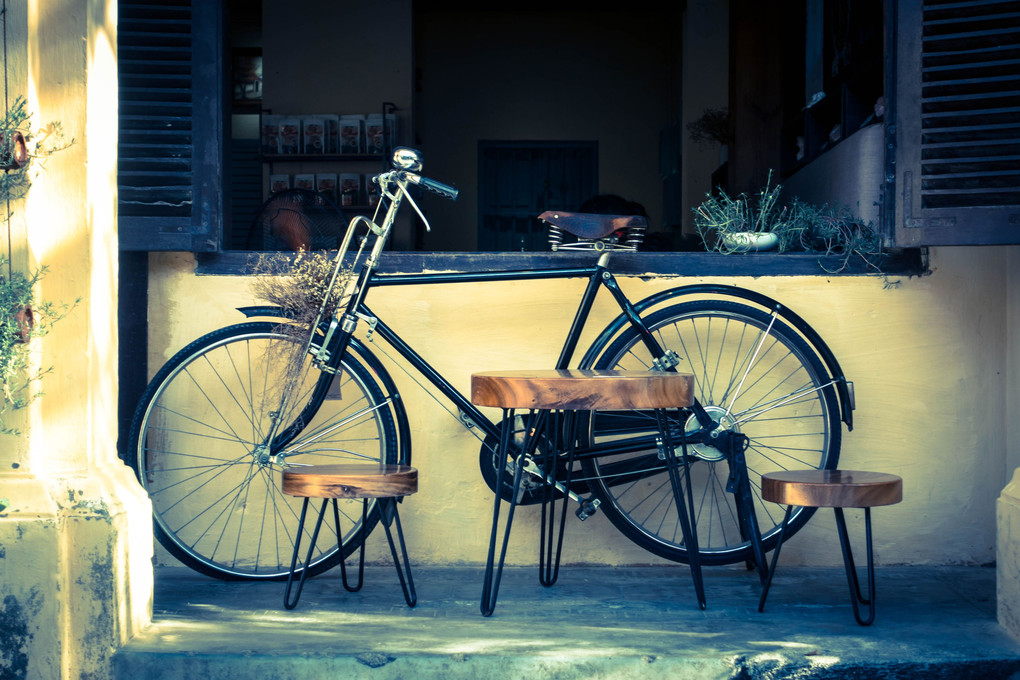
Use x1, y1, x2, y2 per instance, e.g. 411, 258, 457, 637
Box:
477, 142, 597, 252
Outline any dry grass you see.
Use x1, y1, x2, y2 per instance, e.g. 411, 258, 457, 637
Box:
249, 251, 355, 394
250, 250, 353, 328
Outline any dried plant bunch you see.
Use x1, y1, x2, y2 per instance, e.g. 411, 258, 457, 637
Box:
249, 250, 355, 392
250, 250, 353, 328
0, 96, 73, 202
789, 200, 884, 273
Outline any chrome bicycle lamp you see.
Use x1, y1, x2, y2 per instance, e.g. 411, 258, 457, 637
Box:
392, 147, 423, 172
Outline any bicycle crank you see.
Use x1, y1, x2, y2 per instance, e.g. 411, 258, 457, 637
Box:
519, 457, 601, 520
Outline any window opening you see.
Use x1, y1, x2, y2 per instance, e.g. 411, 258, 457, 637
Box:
478, 142, 597, 252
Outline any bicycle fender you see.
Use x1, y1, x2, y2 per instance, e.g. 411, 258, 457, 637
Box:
237, 305, 292, 320
580, 284, 854, 430
236, 305, 413, 461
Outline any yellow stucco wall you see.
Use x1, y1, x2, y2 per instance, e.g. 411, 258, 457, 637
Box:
0, 2, 152, 679
147, 245, 1015, 568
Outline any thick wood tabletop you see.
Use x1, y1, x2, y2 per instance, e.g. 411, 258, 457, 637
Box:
761, 470, 903, 508
282, 464, 418, 499
470, 369, 695, 410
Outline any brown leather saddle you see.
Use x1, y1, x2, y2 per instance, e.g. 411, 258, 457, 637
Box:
538, 211, 647, 239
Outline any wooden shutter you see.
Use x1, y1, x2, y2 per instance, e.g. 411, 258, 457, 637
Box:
892, 0, 1020, 246
118, 0, 224, 251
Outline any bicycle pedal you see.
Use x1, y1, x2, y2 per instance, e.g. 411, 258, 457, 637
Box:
576, 498, 600, 521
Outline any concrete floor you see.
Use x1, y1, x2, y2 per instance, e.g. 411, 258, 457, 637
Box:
113, 563, 1020, 679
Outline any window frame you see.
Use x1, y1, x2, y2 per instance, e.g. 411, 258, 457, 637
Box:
119, 0, 1014, 261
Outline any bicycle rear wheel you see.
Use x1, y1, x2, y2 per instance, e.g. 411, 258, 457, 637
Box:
584, 300, 841, 565
128, 321, 400, 580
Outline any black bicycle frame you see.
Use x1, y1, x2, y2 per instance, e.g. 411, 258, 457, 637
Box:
264, 257, 688, 455
358, 261, 648, 444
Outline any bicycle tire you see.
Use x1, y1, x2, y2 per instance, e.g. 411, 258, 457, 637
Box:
128, 321, 401, 580
583, 300, 841, 565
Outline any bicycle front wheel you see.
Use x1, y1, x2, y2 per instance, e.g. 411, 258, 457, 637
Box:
585, 300, 841, 565
128, 321, 400, 580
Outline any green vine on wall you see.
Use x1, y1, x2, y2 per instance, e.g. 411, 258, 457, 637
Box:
1, 96, 75, 435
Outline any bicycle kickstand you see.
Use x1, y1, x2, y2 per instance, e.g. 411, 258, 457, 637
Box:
723, 431, 769, 585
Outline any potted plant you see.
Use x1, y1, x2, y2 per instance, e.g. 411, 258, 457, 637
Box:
693, 170, 886, 272
693, 171, 803, 253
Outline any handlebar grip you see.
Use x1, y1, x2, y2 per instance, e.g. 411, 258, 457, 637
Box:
419, 176, 459, 201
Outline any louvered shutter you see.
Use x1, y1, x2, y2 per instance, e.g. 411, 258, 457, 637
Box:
118, 0, 224, 251
892, 0, 1020, 246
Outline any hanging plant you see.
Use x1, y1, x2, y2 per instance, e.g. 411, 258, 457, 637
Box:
0, 259, 76, 434
0, 95, 75, 435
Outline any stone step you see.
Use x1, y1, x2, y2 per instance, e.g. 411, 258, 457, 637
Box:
113, 565, 1020, 680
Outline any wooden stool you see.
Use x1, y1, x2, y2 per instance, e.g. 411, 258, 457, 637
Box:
757, 470, 903, 625
281, 464, 418, 609
471, 369, 699, 616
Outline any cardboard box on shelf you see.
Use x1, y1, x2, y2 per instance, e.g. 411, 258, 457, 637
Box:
294, 174, 316, 191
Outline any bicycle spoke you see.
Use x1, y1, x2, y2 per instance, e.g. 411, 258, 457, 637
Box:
586, 300, 840, 564
133, 324, 399, 579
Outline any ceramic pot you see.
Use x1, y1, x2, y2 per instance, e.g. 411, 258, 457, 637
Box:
720, 232, 779, 252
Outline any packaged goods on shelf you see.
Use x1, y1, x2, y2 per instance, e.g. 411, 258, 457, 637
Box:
294, 174, 316, 191
279, 118, 301, 154
365, 174, 380, 207
314, 114, 340, 153
340, 115, 364, 154
303, 118, 326, 154
365, 113, 396, 155
269, 174, 289, 192
316, 173, 338, 203
340, 173, 362, 206
261, 115, 282, 154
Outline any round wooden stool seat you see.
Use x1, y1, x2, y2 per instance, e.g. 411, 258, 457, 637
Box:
282, 464, 418, 499
281, 463, 419, 610
470, 369, 695, 410
758, 470, 903, 625
761, 470, 902, 508
471, 368, 703, 615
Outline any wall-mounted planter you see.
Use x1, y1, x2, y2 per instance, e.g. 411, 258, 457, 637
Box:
14, 304, 33, 343
0, 129, 28, 169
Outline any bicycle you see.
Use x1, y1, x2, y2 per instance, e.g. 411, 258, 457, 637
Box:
128, 147, 854, 581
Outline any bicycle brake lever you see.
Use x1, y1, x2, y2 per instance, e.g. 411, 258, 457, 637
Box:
398, 181, 432, 232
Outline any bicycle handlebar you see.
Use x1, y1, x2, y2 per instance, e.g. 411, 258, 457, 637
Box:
416, 175, 459, 201
401, 172, 459, 201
